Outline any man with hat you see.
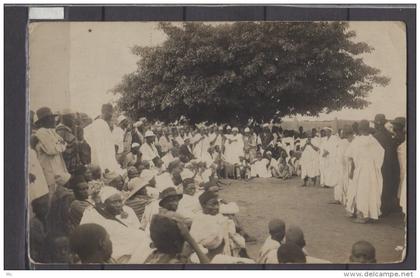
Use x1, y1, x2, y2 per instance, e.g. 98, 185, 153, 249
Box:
140, 130, 160, 167
84, 104, 121, 174
140, 187, 191, 234
373, 114, 400, 216
31, 107, 69, 200
125, 176, 153, 221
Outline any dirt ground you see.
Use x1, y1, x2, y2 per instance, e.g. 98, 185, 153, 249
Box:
218, 177, 406, 264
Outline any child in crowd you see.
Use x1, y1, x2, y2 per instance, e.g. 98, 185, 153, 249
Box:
349, 240, 377, 263
257, 218, 286, 263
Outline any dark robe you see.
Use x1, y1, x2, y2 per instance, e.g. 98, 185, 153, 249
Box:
260, 132, 274, 150
46, 185, 75, 236
373, 127, 400, 215
179, 144, 195, 163
30, 216, 47, 263
68, 199, 93, 232
125, 195, 152, 222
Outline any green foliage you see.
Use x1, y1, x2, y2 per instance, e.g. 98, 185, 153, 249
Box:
114, 22, 389, 124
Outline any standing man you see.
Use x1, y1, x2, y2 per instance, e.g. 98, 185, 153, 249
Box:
332, 125, 354, 204
84, 104, 121, 174
300, 131, 320, 187
322, 127, 340, 188
346, 120, 384, 223
260, 123, 274, 151
373, 114, 400, 216
31, 107, 69, 200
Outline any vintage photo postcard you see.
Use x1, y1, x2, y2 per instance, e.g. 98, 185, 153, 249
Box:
27, 21, 406, 265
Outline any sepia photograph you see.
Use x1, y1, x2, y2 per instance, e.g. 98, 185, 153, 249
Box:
27, 20, 407, 265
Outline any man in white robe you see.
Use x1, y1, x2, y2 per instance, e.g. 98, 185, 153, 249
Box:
332, 126, 354, 204
322, 127, 340, 188
31, 107, 69, 199
345, 120, 384, 223
84, 104, 121, 173
80, 186, 150, 262
193, 127, 211, 163
318, 129, 328, 186
224, 127, 244, 166
250, 151, 271, 178
300, 130, 320, 186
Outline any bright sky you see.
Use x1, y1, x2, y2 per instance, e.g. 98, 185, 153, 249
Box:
29, 21, 406, 121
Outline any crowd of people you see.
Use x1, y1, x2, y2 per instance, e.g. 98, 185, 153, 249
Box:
28, 103, 406, 264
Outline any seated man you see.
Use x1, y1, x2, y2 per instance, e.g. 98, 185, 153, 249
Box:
257, 218, 286, 263
80, 186, 150, 262
144, 214, 209, 264
124, 177, 153, 221
140, 187, 191, 235
349, 240, 376, 264
190, 191, 247, 258
70, 223, 113, 264
190, 224, 255, 264
177, 178, 202, 219
250, 151, 271, 178
69, 178, 95, 232
154, 159, 180, 192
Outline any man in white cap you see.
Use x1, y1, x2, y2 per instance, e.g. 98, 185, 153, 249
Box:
80, 186, 150, 262
84, 104, 121, 174
140, 130, 160, 167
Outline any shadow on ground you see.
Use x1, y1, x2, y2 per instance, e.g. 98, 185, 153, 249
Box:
218, 177, 405, 264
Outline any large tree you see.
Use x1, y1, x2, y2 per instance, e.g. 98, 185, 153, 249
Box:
114, 22, 389, 124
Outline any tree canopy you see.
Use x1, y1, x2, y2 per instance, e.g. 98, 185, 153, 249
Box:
113, 22, 389, 125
